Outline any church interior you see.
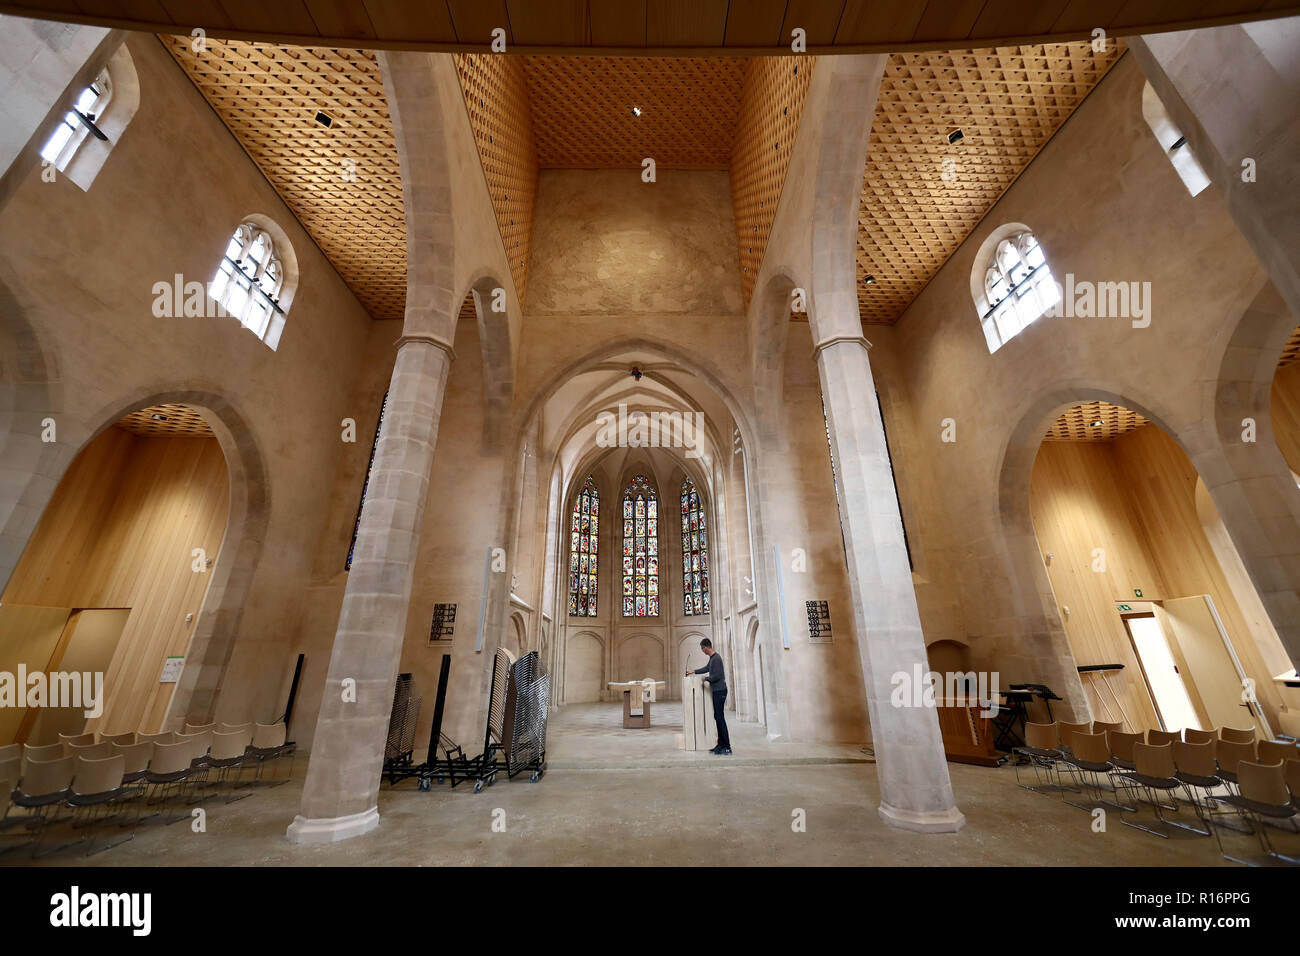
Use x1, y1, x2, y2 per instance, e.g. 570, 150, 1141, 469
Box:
1, 0, 1300, 876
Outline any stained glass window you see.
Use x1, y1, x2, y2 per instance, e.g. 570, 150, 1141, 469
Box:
680, 478, 710, 616
567, 476, 599, 617
622, 474, 659, 617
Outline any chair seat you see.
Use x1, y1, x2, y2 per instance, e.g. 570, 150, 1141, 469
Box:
1111, 758, 1135, 770
1014, 746, 1061, 760
1217, 794, 1297, 820
1067, 758, 1111, 773
146, 770, 191, 784
1117, 771, 1179, 790
67, 786, 130, 807
208, 755, 246, 769
13, 789, 69, 808
1175, 771, 1219, 788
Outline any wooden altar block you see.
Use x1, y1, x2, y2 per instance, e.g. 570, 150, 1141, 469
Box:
682, 674, 716, 750
622, 690, 650, 729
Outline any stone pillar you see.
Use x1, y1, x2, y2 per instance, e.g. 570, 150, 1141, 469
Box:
287, 334, 453, 844
815, 335, 964, 833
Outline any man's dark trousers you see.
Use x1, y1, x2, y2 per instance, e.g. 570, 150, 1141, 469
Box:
712, 689, 731, 750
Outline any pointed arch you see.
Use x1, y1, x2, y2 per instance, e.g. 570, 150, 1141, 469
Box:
567, 474, 599, 617
680, 476, 711, 616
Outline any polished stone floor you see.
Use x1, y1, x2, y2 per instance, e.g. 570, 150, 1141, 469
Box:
3, 704, 1291, 866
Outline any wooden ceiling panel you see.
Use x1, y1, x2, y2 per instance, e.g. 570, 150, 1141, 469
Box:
446, 0, 512, 46
724, 0, 788, 48
646, 0, 730, 48
731, 56, 816, 308
836, 0, 923, 45
588, 0, 647, 47
782, 0, 848, 45
7, 0, 1296, 50
522, 56, 745, 168
1279, 325, 1300, 367
359, 0, 458, 42
970, 1, 1074, 40
506, 0, 591, 47
856, 40, 1125, 325
165, 37, 407, 320
453, 53, 539, 303
1044, 401, 1150, 442
300, 0, 379, 42
117, 403, 215, 438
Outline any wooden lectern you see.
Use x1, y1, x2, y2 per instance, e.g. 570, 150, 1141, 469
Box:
681, 673, 717, 750
608, 680, 665, 729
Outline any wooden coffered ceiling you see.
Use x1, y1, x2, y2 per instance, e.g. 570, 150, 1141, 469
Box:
858, 40, 1124, 325
117, 404, 216, 438
523, 56, 745, 168
6, 1, 1298, 54
1044, 401, 1149, 442
164, 37, 407, 320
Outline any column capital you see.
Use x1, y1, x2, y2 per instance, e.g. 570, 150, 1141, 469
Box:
811, 334, 873, 362
395, 332, 456, 361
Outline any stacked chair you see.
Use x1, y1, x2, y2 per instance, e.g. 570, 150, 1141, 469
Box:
1, 715, 294, 858
1010, 719, 1300, 865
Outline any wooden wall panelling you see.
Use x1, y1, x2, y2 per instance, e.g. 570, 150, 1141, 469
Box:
0, 604, 73, 744
730, 55, 815, 309
1029, 440, 1163, 731
2, 428, 231, 735
1029, 425, 1291, 734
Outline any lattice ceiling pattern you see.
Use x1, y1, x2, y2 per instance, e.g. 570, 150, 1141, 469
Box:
1280, 325, 1300, 368
453, 53, 539, 305
164, 37, 406, 320
857, 41, 1124, 325
732, 56, 815, 310
116, 404, 215, 438
1044, 401, 1149, 443
521, 56, 744, 169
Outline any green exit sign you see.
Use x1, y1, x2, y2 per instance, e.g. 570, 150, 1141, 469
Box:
1117, 604, 1133, 612
1133, 588, 1144, 598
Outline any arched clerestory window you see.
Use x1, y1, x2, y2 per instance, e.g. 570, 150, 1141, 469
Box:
622, 474, 659, 617
568, 476, 599, 617
680, 478, 710, 615
975, 229, 1060, 353
208, 221, 291, 348
37, 43, 140, 191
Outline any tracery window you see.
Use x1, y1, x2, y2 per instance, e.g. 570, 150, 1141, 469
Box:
622, 474, 659, 617
568, 477, 599, 616
209, 222, 287, 343
680, 478, 710, 616
40, 71, 111, 171
978, 231, 1059, 353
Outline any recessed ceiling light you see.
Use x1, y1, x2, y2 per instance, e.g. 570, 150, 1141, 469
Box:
152, 413, 168, 422
631, 106, 642, 117
1090, 420, 1104, 427
947, 128, 963, 144
314, 111, 333, 128
864, 274, 876, 284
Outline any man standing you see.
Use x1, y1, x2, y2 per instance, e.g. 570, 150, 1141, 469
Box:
686, 638, 730, 755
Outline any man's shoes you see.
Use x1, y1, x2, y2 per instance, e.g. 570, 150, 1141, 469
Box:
713, 747, 732, 756
708, 745, 721, 754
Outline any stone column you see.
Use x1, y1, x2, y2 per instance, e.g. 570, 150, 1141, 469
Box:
287, 333, 453, 844
815, 335, 964, 833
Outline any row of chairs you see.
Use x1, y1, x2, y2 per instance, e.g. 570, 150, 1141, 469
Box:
1, 721, 294, 857
1015, 720, 1300, 865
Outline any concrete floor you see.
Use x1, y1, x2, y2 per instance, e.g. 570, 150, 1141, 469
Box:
2, 703, 1289, 866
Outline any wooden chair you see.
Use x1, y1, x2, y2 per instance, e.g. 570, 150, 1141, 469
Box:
1147, 729, 1180, 746
67, 754, 132, 855
1183, 728, 1215, 745
1214, 761, 1299, 865
1116, 743, 1187, 838
1220, 726, 1256, 745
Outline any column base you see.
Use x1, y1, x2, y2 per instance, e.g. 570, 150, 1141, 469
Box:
878, 801, 966, 833
285, 805, 380, 845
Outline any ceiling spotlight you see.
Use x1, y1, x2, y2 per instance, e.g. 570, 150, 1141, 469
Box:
314, 111, 333, 128
1090, 420, 1104, 427
631, 106, 642, 117
947, 128, 963, 144
151, 413, 169, 422
864, 274, 876, 284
